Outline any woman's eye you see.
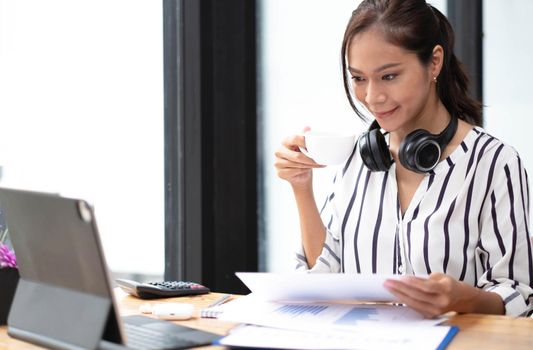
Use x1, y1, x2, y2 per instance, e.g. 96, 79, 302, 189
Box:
351, 76, 365, 82
382, 74, 397, 81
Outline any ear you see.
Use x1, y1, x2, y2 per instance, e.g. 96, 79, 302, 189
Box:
430, 45, 444, 79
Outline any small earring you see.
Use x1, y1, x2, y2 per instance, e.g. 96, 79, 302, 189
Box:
433, 76, 437, 83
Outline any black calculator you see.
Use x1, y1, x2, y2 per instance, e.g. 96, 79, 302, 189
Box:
116, 278, 210, 299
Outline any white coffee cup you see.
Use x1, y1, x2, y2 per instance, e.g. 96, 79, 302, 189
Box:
300, 131, 357, 165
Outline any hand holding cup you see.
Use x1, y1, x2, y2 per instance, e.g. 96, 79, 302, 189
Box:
299, 131, 356, 166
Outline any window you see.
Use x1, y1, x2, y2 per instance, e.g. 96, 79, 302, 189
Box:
483, 0, 533, 213
0, 0, 164, 277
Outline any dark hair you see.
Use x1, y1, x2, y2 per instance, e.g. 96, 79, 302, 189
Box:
341, 0, 482, 126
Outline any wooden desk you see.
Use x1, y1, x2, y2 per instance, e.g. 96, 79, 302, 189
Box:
0, 290, 236, 350
1, 289, 533, 349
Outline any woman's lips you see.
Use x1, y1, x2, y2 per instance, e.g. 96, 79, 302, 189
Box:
373, 106, 398, 119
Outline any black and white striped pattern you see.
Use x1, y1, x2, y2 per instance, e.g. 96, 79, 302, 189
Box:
296, 127, 533, 316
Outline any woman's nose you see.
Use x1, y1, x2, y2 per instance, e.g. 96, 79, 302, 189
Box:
364, 82, 386, 106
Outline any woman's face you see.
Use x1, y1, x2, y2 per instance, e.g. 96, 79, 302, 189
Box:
348, 26, 436, 134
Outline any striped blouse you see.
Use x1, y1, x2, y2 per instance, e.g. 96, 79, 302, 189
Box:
296, 126, 533, 316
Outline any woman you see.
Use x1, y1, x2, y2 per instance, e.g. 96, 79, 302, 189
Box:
274, 0, 533, 318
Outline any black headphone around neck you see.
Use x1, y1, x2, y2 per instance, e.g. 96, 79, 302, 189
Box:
358, 116, 458, 173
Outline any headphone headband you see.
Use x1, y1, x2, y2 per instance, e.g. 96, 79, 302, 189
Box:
434, 115, 458, 149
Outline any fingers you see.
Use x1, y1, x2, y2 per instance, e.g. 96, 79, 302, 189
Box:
398, 276, 444, 294
384, 278, 439, 304
275, 134, 324, 169
282, 134, 306, 151
274, 132, 325, 185
384, 281, 442, 318
384, 275, 457, 318
274, 151, 324, 169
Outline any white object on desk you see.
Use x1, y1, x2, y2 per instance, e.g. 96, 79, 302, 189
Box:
139, 303, 153, 314
138, 303, 194, 320
200, 294, 233, 318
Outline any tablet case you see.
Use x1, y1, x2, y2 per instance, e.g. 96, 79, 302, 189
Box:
0, 188, 122, 349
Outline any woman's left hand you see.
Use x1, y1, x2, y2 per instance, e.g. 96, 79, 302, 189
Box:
383, 272, 471, 318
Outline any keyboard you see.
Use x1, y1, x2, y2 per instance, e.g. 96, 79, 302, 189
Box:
122, 315, 221, 349
124, 323, 195, 349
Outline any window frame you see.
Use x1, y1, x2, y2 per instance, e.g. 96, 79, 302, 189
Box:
448, 0, 483, 119
163, 0, 258, 293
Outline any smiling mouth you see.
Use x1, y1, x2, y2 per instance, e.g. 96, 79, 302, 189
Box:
373, 106, 398, 118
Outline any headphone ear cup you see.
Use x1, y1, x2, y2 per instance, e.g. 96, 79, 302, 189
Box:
399, 129, 426, 172
398, 117, 457, 173
399, 129, 442, 173
359, 129, 392, 171
358, 131, 378, 171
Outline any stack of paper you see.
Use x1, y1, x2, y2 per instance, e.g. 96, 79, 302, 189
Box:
210, 273, 458, 349
219, 324, 457, 350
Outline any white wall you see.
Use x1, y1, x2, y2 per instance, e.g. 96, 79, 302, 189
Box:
260, 0, 447, 272
0, 0, 164, 275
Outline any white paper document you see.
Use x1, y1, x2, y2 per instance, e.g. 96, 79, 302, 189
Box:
235, 272, 403, 302
219, 324, 458, 350
215, 273, 456, 350
217, 294, 443, 332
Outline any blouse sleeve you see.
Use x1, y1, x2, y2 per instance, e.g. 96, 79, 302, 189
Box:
478, 149, 533, 316
295, 172, 342, 273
